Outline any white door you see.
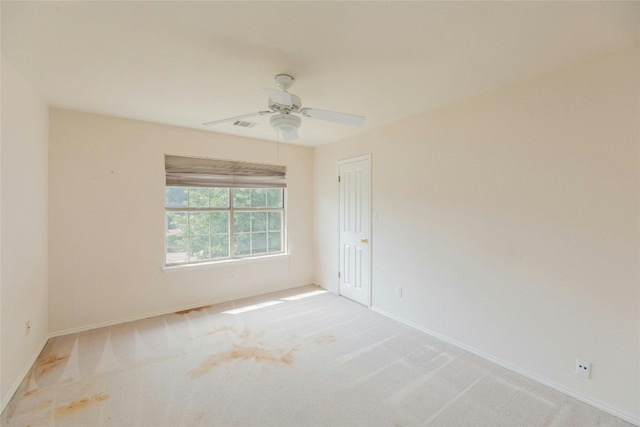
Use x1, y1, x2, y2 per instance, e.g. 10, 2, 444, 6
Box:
339, 156, 371, 306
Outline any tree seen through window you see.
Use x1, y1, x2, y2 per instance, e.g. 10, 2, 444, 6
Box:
165, 187, 284, 265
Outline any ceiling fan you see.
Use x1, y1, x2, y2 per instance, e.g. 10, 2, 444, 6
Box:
203, 74, 365, 141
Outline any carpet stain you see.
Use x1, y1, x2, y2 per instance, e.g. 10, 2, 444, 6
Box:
190, 344, 298, 379
55, 393, 109, 417
34, 353, 69, 379
208, 325, 235, 335
239, 328, 252, 341
23, 389, 38, 397
175, 305, 212, 315
314, 334, 336, 345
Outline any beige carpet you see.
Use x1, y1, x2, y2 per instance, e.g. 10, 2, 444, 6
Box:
1, 285, 633, 426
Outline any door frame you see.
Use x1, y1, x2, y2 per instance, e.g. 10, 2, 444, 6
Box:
337, 154, 372, 307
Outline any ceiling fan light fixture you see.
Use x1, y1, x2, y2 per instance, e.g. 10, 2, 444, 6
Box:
270, 113, 301, 135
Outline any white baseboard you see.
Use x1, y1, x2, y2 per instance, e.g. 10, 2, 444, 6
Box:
370, 306, 640, 427
49, 282, 315, 338
1, 335, 49, 414
314, 283, 336, 294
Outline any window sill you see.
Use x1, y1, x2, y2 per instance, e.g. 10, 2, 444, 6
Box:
162, 253, 289, 273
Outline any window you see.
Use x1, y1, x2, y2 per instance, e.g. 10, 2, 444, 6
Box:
164, 156, 286, 266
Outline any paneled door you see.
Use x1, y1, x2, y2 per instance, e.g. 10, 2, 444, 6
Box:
338, 155, 371, 306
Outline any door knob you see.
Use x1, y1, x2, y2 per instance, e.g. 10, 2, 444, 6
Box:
361, 238, 368, 243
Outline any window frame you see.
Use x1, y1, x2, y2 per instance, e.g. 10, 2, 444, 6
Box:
164, 186, 286, 266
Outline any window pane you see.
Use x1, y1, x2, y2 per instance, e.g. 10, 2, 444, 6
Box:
268, 231, 282, 252
233, 188, 251, 207
211, 234, 229, 258
166, 212, 187, 236
166, 186, 188, 207
166, 185, 285, 265
234, 212, 250, 233
234, 233, 250, 256
189, 236, 210, 261
166, 236, 188, 264
251, 212, 267, 232
266, 189, 283, 208
209, 188, 230, 208
251, 188, 266, 207
189, 188, 210, 207
189, 212, 210, 236
211, 212, 229, 234
267, 211, 282, 231
252, 232, 267, 254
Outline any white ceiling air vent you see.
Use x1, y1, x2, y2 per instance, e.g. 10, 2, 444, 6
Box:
233, 120, 257, 128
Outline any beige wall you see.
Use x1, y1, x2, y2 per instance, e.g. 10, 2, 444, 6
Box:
48, 110, 314, 333
1, 58, 50, 408
314, 46, 639, 421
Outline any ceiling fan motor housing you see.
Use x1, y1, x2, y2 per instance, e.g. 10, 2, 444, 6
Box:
270, 113, 301, 133
268, 93, 301, 112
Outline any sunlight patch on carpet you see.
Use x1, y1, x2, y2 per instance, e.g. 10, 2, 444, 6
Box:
223, 300, 284, 314
281, 290, 327, 301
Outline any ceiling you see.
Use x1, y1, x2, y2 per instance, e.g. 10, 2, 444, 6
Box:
2, 1, 638, 147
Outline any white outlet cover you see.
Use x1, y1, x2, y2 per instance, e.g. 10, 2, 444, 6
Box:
576, 358, 591, 378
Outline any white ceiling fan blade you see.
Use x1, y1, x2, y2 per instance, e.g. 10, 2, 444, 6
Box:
263, 88, 293, 106
203, 111, 271, 126
279, 127, 299, 141
300, 108, 365, 127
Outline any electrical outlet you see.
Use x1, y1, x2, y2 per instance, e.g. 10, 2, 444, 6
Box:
396, 287, 403, 298
25, 320, 31, 336
576, 358, 591, 378
231, 272, 237, 279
